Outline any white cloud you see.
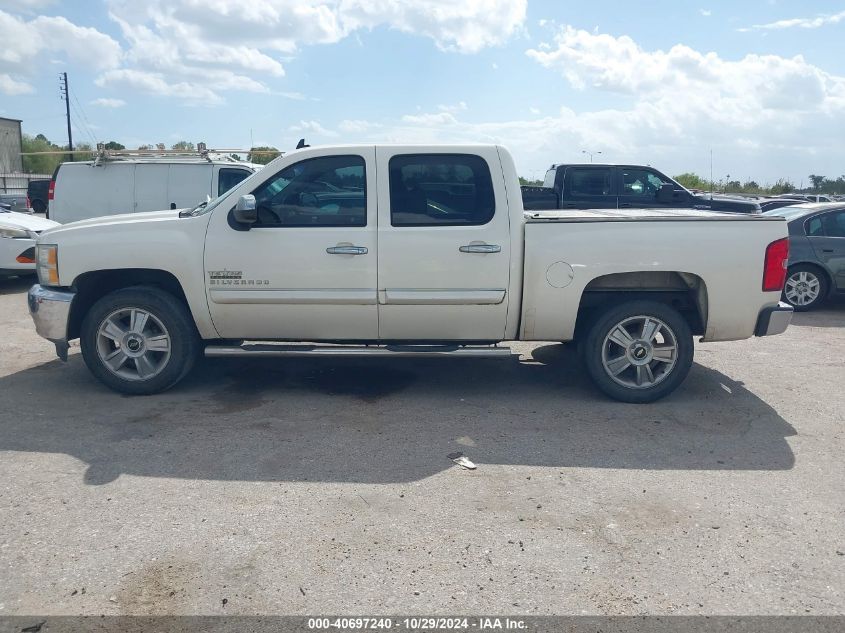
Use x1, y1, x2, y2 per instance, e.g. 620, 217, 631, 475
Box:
739, 10, 845, 32
0, 73, 33, 94
90, 97, 127, 108
331, 28, 845, 182
699, 9, 711, 17
338, 119, 382, 133
99, 0, 526, 104
437, 101, 467, 113
0, 9, 122, 94
340, 0, 527, 53
289, 120, 338, 137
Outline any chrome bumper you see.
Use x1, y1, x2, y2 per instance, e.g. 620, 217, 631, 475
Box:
27, 284, 75, 361
755, 302, 793, 337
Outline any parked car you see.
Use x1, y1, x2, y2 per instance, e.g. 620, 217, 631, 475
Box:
28, 144, 792, 403
0, 192, 32, 214
27, 179, 50, 214
758, 198, 802, 213
0, 205, 60, 278
48, 156, 262, 224
763, 203, 845, 310
522, 164, 761, 213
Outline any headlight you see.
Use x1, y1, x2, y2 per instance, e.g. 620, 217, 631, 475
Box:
0, 224, 30, 239
36, 244, 59, 286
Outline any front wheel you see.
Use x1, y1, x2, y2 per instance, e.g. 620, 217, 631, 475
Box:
80, 287, 199, 395
583, 301, 694, 403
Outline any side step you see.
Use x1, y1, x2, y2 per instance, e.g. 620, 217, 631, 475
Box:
204, 343, 513, 359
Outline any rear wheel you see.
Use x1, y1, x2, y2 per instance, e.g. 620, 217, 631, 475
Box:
32, 199, 46, 214
783, 265, 828, 311
80, 287, 199, 394
583, 301, 694, 403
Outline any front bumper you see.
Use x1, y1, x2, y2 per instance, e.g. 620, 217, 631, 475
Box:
755, 301, 793, 337
28, 284, 76, 361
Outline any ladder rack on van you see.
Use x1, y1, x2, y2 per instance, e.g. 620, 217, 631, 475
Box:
92, 143, 283, 166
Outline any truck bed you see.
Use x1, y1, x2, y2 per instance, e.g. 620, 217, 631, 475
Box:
525, 208, 779, 222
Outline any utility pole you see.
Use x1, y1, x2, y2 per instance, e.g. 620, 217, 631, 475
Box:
59, 72, 73, 161
581, 149, 601, 163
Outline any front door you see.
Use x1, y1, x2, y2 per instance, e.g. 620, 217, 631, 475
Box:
375, 148, 511, 340
204, 148, 378, 340
617, 166, 668, 209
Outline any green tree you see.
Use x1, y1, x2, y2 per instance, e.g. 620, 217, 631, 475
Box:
673, 173, 712, 190
770, 179, 795, 195
248, 146, 281, 165
518, 176, 543, 186
808, 174, 825, 191
104, 141, 125, 150
21, 134, 62, 174
171, 141, 195, 151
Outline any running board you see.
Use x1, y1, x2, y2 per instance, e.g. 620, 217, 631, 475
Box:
204, 343, 513, 359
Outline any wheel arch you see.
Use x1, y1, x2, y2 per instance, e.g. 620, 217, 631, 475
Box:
573, 271, 708, 341
68, 268, 192, 341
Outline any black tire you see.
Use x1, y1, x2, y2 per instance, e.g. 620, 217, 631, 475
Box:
583, 300, 694, 404
32, 199, 46, 214
80, 287, 199, 395
782, 264, 829, 312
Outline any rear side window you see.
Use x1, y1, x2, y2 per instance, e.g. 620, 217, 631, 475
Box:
218, 168, 251, 196
567, 168, 613, 197
823, 211, 845, 238
389, 154, 495, 227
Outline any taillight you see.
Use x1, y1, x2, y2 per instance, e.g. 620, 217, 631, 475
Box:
763, 237, 789, 292
26, 196, 31, 208
47, 180, 55, 201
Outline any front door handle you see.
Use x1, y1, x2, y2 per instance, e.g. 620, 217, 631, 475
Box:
822, 249, 834, 253
326, 245, 368, 255
459, 244, 501, 254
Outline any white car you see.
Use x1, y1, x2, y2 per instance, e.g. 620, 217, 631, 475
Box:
0, 207, 60, 278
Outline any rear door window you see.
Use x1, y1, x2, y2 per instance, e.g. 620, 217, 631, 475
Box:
389, 154, 495, 226
566, 168, 613, 197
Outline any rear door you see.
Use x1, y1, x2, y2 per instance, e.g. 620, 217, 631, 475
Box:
561, 166, 617, 209
808, 210, 845, 290
168, 164, 213, 209
375, 148, 511, 340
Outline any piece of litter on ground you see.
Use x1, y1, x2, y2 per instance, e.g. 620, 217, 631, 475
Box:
447, 452, 477, 470
720, 383, 732, 394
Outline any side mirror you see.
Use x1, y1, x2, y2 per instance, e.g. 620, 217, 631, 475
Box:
233, 194, 257, 225
656, 183, 675, 203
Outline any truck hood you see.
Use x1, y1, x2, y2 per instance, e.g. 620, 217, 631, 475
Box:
0, 210, 61, 232
45, 209, 185, 233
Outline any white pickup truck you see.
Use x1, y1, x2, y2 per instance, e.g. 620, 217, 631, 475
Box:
27, 144, 793, 402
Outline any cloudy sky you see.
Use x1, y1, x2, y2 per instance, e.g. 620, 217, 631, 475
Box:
1, 0, 844, 184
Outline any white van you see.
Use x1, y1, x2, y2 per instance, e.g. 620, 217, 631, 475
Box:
48, 156, 262, 223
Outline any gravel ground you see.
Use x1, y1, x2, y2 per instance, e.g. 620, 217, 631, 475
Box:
0, 275, 842, 616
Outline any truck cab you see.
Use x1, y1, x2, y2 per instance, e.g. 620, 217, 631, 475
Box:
523, 164, 761, 214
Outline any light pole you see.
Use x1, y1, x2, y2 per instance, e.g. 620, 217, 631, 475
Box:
582, 150, 601, 163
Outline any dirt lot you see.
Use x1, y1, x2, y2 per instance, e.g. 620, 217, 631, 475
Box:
0, 275, 842, 616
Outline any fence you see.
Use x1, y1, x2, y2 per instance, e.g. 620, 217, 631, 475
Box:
0, 172, 51, 194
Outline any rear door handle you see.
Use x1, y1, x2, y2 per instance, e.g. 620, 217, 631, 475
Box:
326, 245, 368, 255
459, 244, 501, 254
822, 249, 834, 253
619, 203, 633, 208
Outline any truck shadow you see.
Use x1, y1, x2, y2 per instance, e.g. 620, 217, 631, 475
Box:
0, 344, 796, 485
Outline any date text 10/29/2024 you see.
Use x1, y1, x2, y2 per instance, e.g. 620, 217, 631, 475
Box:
307, 618, 527, 631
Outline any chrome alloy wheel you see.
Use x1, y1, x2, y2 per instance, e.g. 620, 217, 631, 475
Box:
601, 315, 678, 389
784, 270, 821, 307
95, 307, 172, 381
